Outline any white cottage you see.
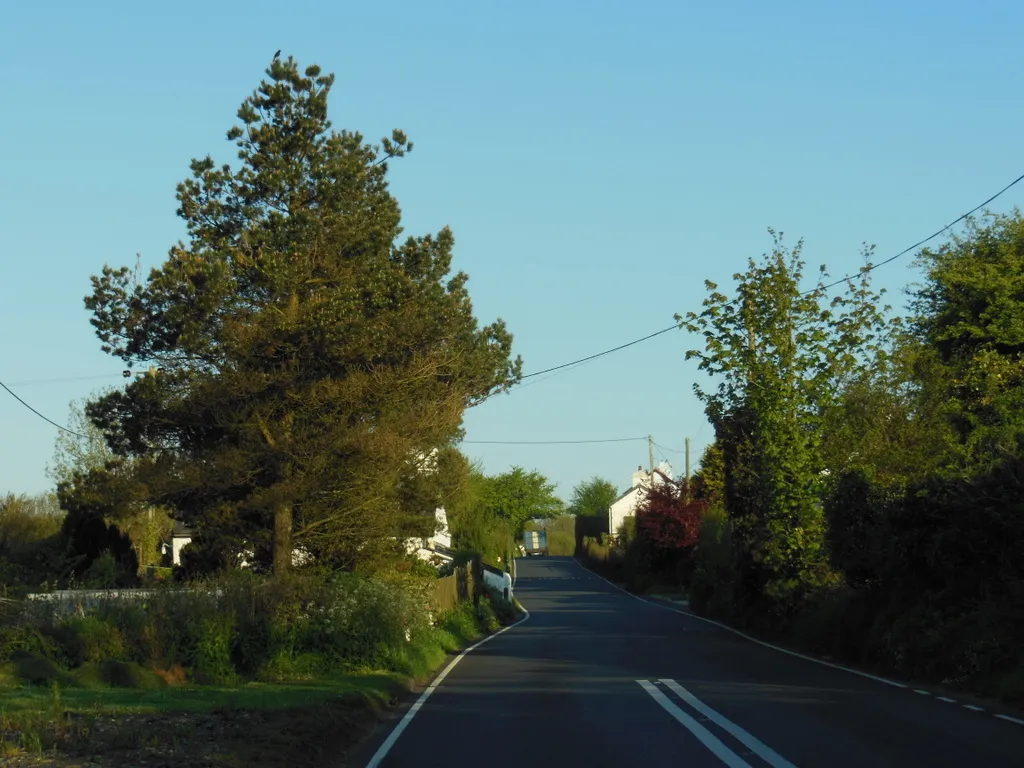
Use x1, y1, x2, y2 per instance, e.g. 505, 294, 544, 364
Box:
608, 462, 673, 539
405, 507, 455, 566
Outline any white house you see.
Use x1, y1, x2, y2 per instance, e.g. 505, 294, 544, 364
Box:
608, 462, 673, 539
165, 522, 312, 568
405, 506, 455, 566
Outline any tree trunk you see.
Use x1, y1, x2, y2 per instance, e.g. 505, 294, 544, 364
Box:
273, 501, 293, 573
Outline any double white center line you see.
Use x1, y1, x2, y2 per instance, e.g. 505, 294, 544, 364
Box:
637, 679, 798, 768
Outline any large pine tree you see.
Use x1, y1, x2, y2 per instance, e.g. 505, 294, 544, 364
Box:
84, 56, 521, 573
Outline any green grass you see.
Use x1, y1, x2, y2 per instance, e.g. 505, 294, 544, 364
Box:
0, 599, 515, 767
0, 671, 414, 767
0, 671, 409, 715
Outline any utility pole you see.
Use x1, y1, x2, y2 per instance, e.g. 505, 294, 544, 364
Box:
648, 434, 655, 475
684, 436, 692, 503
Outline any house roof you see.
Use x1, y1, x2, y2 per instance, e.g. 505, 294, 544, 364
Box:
172, 521, 193, 538
610, 486, 640, 506
610, 469, 673, 506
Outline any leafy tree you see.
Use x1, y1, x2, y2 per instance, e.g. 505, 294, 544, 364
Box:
57, 464, 141, 585
680, 231, 890, 606
692, 442, 724, 505
83, 55, 521, 574
446, 469, 513, 565
480, 467, 563, 534
47, 394, 116, 489
0, 493, 65, 587
910, 211, 1024, 468
634, 479, 704, 551
50, 396, 173, 573
567, 476, 618, 519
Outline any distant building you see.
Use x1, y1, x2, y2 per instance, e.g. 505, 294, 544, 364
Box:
608, 462, 673, 538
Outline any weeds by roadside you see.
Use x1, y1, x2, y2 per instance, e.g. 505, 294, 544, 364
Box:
0, 570, 522, 767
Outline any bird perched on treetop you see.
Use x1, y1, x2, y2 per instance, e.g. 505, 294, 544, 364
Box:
273, 50, 281, 60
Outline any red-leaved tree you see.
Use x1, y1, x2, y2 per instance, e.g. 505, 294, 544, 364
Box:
635, 479, 706, 551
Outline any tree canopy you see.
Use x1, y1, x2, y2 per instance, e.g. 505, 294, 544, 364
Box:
82, 55, 521, 573
479, 467, 563, 535
680, 231, 889, 604
567, 476, 618, 519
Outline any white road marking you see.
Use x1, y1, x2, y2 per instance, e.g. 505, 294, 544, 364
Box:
995, 714, 1024, 726
365, 604, 531, 767
913, 689, 930, 695
637, 681, 753, 768
575, 559, 907, 689
964, 705, 985, 712
936, 696, 957, 703
660, 679, 798, 768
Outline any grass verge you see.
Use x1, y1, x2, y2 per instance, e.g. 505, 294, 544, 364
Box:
0, 597, 521, 768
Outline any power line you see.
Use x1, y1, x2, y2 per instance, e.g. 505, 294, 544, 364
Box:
809, 170, 1024, 294
519, 325, 677, 379
654, 441, 686, 454
0, 378, 86, 438
12, 172, 1024, 406
463, 436, 647, 445
514, 170, 1024, 379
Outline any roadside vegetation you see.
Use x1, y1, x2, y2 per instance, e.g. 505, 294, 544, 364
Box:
0, 52, 537, 767
579, 215, 1024, 706
0, 567, 518, 766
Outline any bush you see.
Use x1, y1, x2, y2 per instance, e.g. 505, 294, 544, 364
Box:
2, 565, 514, 687
74, 660, 167, 689
8, 650, 73, 687
546, 530, 575, 556
689, 506, 735, 619
439, 602, 479, 644
191, 615, 236, 685
257, 651, 328, 683
0, 623, 58, 663
57, 615, 128, 667
484, 586, 518, 625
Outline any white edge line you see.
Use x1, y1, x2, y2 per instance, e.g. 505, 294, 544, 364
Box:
995, 714, 1024, 726
659, 679, 796, 768
913, 689, 930, 695
574, 558, 908, 689
964, 705, 985, 712
365, 602, 531, 767
637, 681, 753, 768
936, 696, 957, 703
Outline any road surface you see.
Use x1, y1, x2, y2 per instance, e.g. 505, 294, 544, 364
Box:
353, 556, 1024, 767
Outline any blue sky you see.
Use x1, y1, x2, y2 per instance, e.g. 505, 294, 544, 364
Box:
2, 0, 1023, 499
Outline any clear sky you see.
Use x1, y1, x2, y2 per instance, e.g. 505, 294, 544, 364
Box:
2, 0, 1023, 500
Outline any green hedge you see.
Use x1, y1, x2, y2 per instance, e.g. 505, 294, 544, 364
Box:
1, 567, 518, 688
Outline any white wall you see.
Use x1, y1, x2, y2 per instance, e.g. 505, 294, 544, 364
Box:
483, 567, 513, 602
607, 466, 673, 538
609, 487, 643, 537
172, 536, 191, 566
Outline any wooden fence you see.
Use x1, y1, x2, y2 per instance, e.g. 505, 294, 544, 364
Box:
430, 559, 481, 614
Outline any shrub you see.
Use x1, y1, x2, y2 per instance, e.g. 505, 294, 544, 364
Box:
484, 586, 518, 625
2, 565, 509, 686
74, 660, 167, 689
257, 651, 329, 682
689, 506, 735, 619
57, 615, 127, 667
546, 530, 575, 556
438, 602, 479, 645
190, 615, 236, 685
8, 650, 73, 687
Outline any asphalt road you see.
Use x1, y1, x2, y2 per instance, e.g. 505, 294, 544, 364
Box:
354, 556, 1024, 767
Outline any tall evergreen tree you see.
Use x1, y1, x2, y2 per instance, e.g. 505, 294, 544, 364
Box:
85, 55, 521, 573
